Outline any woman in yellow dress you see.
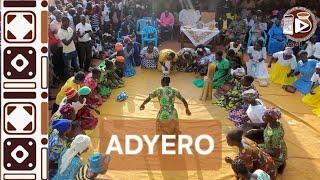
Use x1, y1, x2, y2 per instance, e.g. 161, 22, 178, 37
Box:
158, 49, 177, 76
302, 63, 320, 117
268, 47, 297, 86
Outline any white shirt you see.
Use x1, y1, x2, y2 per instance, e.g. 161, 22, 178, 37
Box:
247, 46, 267, 62
103, 6, 110, 22
57, 27, 76, 53
246, 99, 266, 124
311, 72, 320, 84
76, 23, 92, 42
313, 42, 320, 59
272, 51, 297, 69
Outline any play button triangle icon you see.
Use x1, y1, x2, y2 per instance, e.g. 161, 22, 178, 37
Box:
295, 18, 310, 33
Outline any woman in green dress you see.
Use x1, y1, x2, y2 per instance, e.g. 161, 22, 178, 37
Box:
193, 50, 231, 88
259, 108, 287, 173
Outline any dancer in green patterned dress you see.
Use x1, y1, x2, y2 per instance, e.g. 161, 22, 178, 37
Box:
140, 77, 191, 121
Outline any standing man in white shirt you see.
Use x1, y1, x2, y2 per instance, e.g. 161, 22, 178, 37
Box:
102, 1, 112, 33
76, 15, 93, 72
58, 16, 80, 78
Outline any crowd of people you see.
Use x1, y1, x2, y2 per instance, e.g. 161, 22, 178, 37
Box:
47, 0, 320, 179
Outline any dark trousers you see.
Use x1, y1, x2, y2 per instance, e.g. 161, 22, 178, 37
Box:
50, 46, 64, 80
78, 41, 92, 71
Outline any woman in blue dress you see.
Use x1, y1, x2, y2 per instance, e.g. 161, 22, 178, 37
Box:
53, 134, 90, 180
267, 19, 287, 54
284, 50, 318, 94
123, 41, 136, 77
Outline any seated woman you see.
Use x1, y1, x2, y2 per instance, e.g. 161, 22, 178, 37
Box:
53, 135, 91, 179
194, 45, 213, 75
98, 60, 124, 90
176, 48, 195, 72
247, 40, 269, 86
259, 108, 287, 173
284, 50, 318, 94
225, 129, 277, 179
123, 41, 136, 77
140, 41, 159, 69
267, 19, 287, 54
228, 158, 271, 180
193, 51, 231, 88
228, 39, 244, 58
49, 119, 72, 178
214, 72, 251, 110
302, 63, 320, 116
269, 47, 297, 86
84, 68, 104, 106
158, 49, 177, 76
229, 87, 259, 128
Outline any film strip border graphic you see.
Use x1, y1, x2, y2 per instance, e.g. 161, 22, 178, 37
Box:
1, 0, 49, 179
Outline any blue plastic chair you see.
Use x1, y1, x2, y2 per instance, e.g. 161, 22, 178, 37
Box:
141, 26, 158, 47
117, 31, 124, 42
247, 28, 267, 47
136, 19, 149, 35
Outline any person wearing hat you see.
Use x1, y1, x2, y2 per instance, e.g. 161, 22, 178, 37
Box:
302, 63, 320, 116
54, 71, 85, 115
75, 152, 110, 179
259, 108, 287, 173
283, 50, 318, 94
269, 47, 297, 86
48, 119, 72, 178
53, 134, 91, 180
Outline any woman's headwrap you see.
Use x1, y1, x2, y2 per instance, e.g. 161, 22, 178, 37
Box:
116, 56, 125, 63
115, 43, 123, 52
59, 103, 75, 118
252, 169, 271, 180
88, 152, 104, 173
123, 36, 131, 45
265, 107, 282, 120
52, 119, 71, 134
284, 47, 293, 56
65, 87, 77, 100
241, 89, 258, 101
78, 86, 91, 96
59, 135, 91, 174
231, 67, 246, 77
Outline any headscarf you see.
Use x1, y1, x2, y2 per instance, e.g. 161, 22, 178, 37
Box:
241, 89, 258, 100
65, 87, 77, 100
89, 152, 103, 173
59, 103, 75, 118
252, 169, 271, 180
265, 107, 282, 120
78, 86, 91, 96
59, 135, 91, 174
115, 43, 123, 52
283, 47, 293, 56
116, 56, 125, 63
231, 67, 246, 77
52, 119, 71, 134
123, 36, 131, 45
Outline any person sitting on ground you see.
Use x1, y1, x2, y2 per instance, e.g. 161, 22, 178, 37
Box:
84, 68, 104, 107
256, 108, 287, 174
228, 39, 244, 58
123, 40, 136, 77
49, 119, 72, 178
53, 135, 91, 180
247, 40, 269, 86
98, 59, 124, 89
225, 129, 277, 179
194, 46, 213, 76
158, 49, 177, 76
176, 48, 196, 72
53, 71, 86, 115
75, 152, 110, 180
269, 47, 297, 86
140, 41, 159, 69
228, 158, 271, 180
284, 50, 318, 94
229, 86, 259, 128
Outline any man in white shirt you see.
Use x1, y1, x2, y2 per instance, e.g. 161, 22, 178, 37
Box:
58, 16, 80, 78
76, 15, 92, 71
102, 1, 112, 33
